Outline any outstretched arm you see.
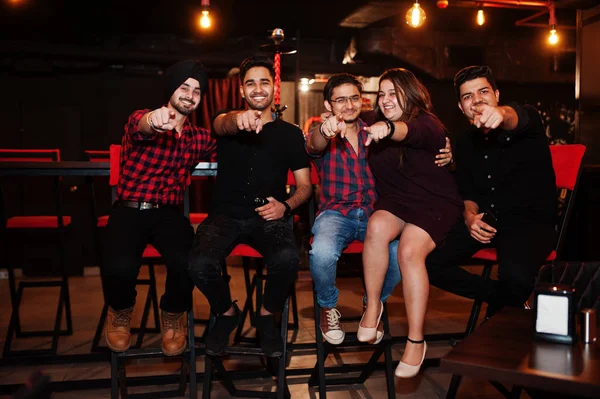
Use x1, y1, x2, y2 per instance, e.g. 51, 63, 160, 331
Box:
213, 109, 264, 136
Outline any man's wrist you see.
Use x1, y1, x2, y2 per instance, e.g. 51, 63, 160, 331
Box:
319, 122, 329, 140
282, 201, 292, 217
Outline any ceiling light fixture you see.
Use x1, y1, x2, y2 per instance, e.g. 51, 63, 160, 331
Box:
547, 1, 558, 45
199, 0, 211, 29
406, 0, 426, 28
476, 9, 485, 26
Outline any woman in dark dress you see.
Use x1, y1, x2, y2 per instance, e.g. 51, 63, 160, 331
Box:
357, 68, 463, 378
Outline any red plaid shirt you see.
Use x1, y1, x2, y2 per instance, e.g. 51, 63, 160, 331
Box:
307, 118, 377, 216
117, 109, 217, 205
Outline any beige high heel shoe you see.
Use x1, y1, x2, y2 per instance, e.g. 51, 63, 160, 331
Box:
395, 338, 427, 378
357, 301, 383, 343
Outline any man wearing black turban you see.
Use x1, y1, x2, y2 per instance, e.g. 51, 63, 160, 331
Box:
101, 59, 216, 356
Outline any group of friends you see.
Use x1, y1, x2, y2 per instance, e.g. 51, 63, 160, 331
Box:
101, 55, 557, 380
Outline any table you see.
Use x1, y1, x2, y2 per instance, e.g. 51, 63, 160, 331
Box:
0, 161, 218, 177
441, 308, 600, 398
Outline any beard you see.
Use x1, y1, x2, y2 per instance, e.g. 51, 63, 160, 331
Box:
246, 93, 272, 112
171, 97, 196, 116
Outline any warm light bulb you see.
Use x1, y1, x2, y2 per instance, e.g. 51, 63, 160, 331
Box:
199, 10, 211, 29
406, 2, 426, 28
548, 28, 559, 45
477, 9, 485, 26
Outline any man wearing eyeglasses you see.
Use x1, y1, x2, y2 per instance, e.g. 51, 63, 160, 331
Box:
306, 73, 452, 345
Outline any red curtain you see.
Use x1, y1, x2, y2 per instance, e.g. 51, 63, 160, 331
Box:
196, 74, 244, 130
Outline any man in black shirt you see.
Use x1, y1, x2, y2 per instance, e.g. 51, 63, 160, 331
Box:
188, 55, 312, 357
426, 65, 556, 318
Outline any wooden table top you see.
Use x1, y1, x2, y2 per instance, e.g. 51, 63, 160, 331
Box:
441, 308, 600, 398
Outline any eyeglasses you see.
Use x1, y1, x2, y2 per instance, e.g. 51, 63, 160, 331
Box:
331, 95, 361, 105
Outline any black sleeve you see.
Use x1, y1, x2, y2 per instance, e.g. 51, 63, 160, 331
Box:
502, 103, 541, 137
287, 124, 311, 172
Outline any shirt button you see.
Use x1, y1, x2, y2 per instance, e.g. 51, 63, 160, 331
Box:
506, 137, 511, 142
484, 155, 488, 160
487, 175, 492, 179
490, 204, 495, 208
491, 187, 495, 191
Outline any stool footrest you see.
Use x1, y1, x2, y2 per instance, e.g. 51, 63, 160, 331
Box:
115, 347, 192, 360
16, 329, 72, 338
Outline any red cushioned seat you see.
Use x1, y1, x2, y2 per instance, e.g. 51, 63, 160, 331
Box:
189, 212, 208, 224
472, 248, 557, 263
142, 245, 161, 258
7, 215, 72, 229
229, 244, 262, 258
97, 215, 109, 227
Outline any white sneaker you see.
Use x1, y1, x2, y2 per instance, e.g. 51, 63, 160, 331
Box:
320, 307, 345, 345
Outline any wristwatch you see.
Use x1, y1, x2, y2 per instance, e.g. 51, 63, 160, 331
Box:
283, 201, 292, 218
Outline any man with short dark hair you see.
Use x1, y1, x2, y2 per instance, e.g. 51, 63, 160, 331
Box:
426, 65, 557, 318
188, 55, 312, 357
102, 59, 216, 356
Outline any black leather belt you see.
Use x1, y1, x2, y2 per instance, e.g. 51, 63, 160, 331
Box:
114, 200, 168, 210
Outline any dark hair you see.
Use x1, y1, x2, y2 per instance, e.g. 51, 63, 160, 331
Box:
239, 55, 275, 83
375, 68, 435, 123
376, 68, 444, 168
323, 73, 363, 102
453, 65, 497, 101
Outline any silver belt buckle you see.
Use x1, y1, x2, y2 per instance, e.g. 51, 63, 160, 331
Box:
140, 201, 157, 210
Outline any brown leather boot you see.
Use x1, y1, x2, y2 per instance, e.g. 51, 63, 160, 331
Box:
161, 311, 187, 356
105, 307, 133, 352
320, 307, 345, 344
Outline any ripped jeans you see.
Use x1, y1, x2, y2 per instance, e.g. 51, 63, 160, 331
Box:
188, 213, 299, 315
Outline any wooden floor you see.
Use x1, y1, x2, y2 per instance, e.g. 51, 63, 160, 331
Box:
0, 260, 531, 398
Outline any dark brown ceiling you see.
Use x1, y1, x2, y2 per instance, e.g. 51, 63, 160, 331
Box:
0, 0, 591, 44
0, 0, 594, 78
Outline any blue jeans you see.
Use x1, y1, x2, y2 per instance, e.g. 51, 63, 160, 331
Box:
309, 209, 402, 308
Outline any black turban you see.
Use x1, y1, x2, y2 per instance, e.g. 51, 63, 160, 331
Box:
164, 59, 209, 100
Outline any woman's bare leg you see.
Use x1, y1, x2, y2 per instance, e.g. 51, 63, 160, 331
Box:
362, 210, 404, 328
397, 224, 436, 365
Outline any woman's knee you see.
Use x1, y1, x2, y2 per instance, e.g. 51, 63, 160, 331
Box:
397, 244, 425, 267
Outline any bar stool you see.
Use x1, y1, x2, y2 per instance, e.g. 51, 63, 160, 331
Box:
203, 248, 291, 399
87, 146, 161, 352
111, 310, 197, 399
307, 240, 395, 399
0, 149, 73, 358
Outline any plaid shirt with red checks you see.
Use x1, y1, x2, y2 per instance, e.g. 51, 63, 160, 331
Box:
307, 118, 377, 217
117, 109, 217, 205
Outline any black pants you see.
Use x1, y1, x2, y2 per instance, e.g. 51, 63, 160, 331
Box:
101, 206, 194, 313
426, 219, 556, 316
188, 213, 299, 315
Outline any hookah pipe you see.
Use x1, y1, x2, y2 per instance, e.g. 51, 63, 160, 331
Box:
259, 28, 297, 120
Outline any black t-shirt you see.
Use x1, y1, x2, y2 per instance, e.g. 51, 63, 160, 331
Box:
211, 117, 310, 218
454, 103, 557, 227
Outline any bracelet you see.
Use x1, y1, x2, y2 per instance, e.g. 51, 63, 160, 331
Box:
145, 111, 153, 129
385, 120, 395, 137
319, 122, 329, 139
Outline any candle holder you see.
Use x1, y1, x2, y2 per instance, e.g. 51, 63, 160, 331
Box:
259, 28, 296, 120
